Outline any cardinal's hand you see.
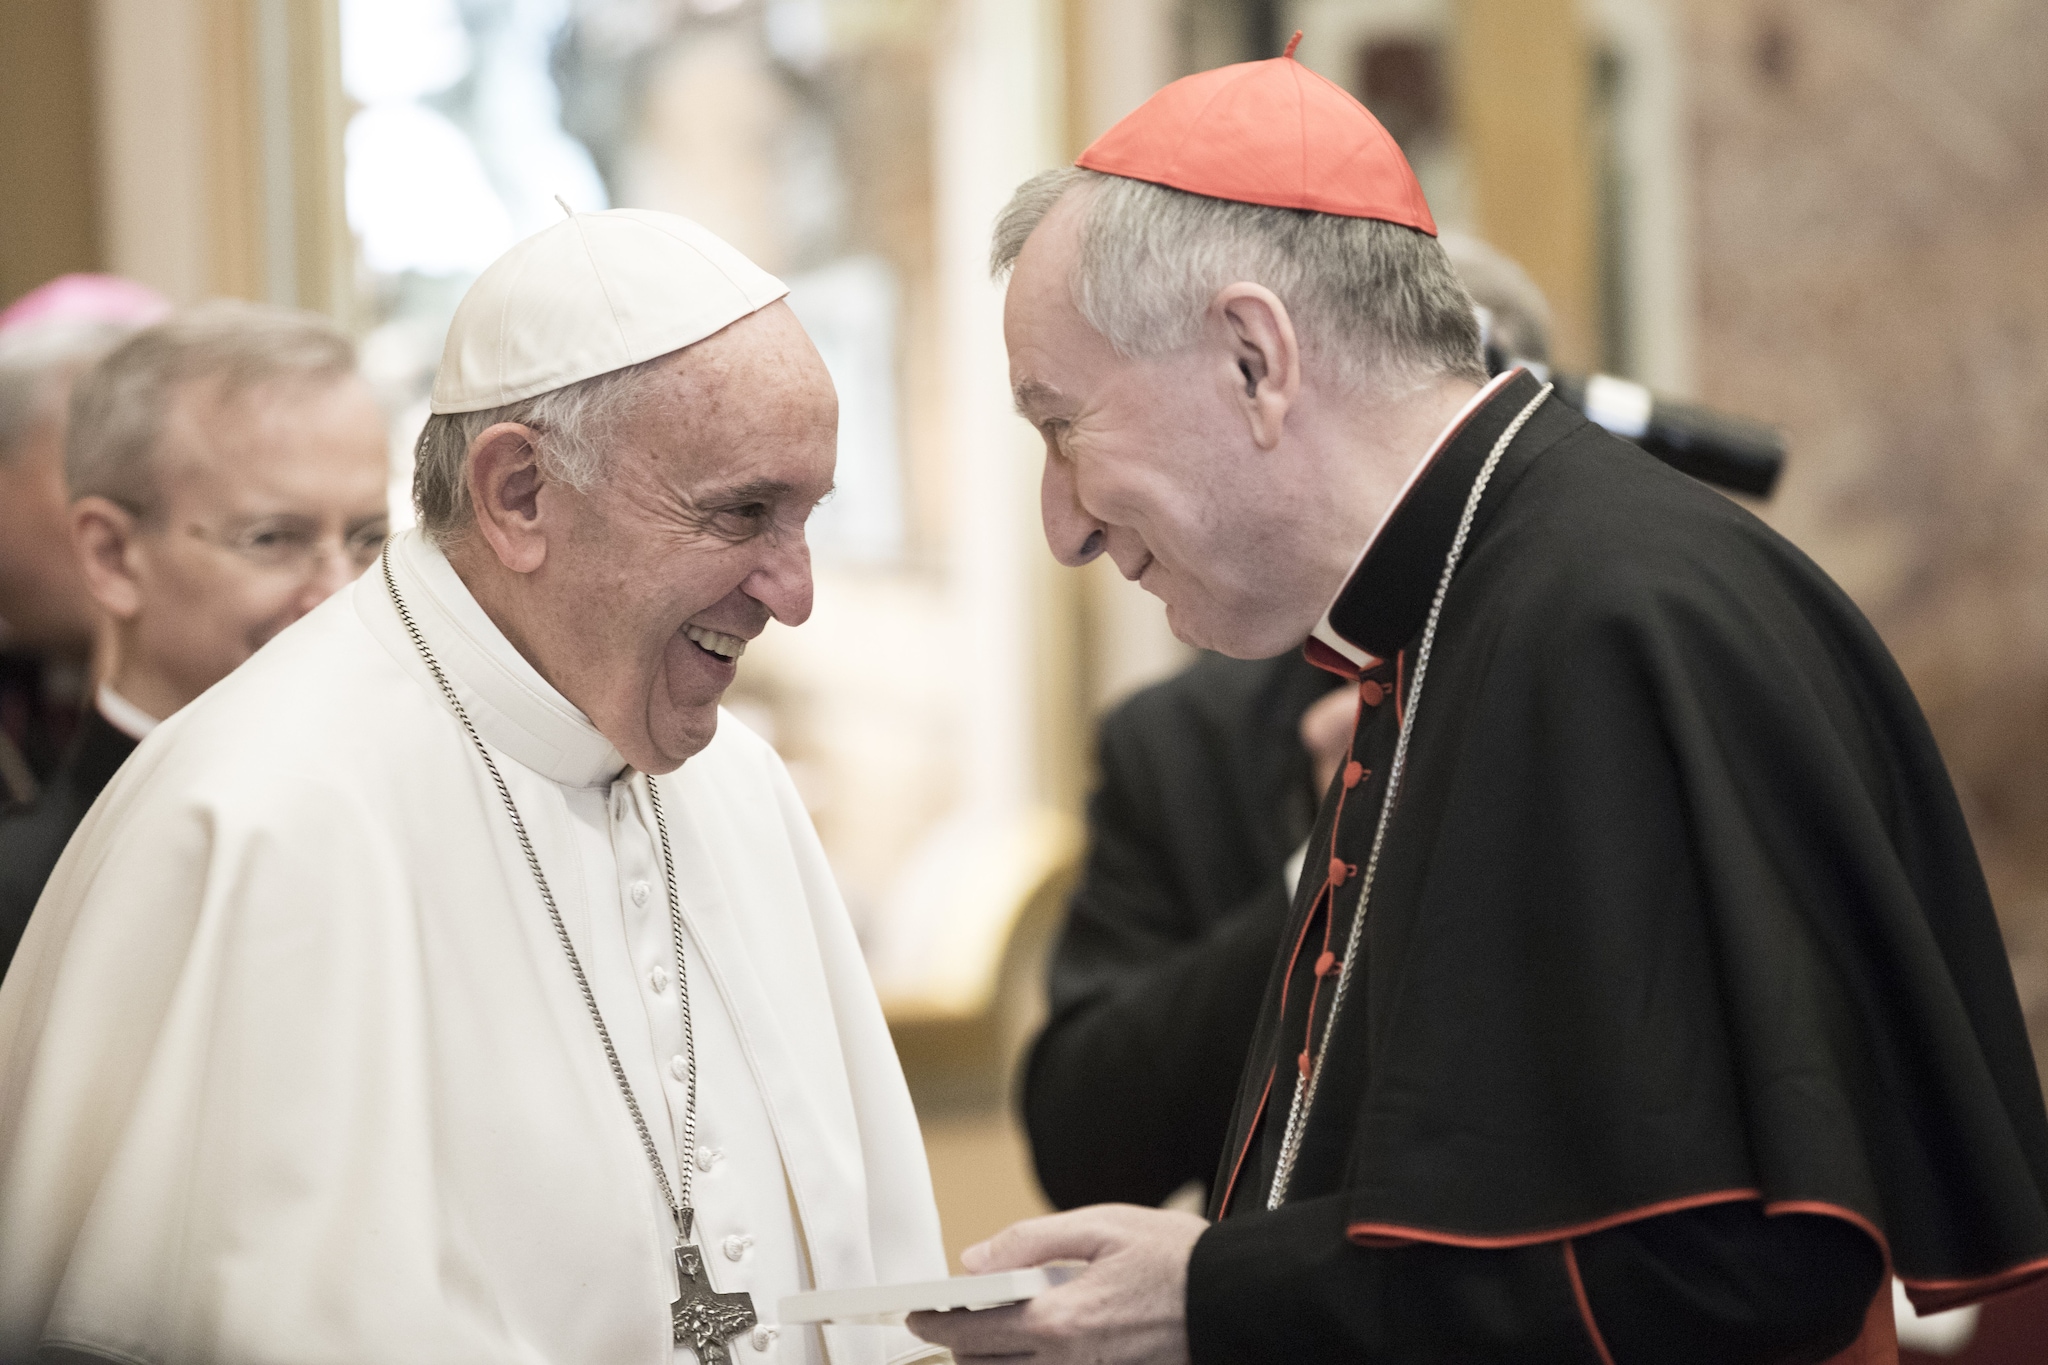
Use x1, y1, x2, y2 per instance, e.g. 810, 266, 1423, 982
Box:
907, 1205, 1206, 1365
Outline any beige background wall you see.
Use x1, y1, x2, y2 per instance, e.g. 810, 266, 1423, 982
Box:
1688, 0, 2048, 1079
0, 3, 102, 305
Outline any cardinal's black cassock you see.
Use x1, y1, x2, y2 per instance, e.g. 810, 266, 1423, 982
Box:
1189, 369, 2048, 1365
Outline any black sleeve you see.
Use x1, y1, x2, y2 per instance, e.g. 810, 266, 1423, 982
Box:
1573, 1201, 1883, 1365
1024, 885, 1288, 1209
1186, 1198, 1883, 1364
1023, 698, 1296, 1211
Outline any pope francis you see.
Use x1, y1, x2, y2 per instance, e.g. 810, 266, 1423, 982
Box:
0, 210, 948, 1365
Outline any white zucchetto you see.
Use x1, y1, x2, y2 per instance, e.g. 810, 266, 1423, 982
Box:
430, 208, 789, 415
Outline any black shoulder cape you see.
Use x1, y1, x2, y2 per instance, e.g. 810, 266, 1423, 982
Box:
1207, 370, 2048, 1319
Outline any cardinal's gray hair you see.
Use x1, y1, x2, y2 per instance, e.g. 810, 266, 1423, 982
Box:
990, 167, 1487, 390
411, 353, 668, 543
66, 301, 356, 515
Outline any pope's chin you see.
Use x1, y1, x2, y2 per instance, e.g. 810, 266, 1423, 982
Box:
641, 633, 737, 771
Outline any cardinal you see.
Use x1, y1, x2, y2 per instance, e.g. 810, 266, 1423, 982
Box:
910, 33, 2048, 1365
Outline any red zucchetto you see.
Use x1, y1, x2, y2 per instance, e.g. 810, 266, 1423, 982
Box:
1074, 31, 1437, 234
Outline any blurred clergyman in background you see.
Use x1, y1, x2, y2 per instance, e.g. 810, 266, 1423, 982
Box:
0, 275, 170, 811
1023, 234, 1556, 1215
0, 301, 390, 963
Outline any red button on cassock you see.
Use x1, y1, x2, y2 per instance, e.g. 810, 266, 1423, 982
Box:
1360, 679, 1385, 707
1342, 761, 1364, 789
1314, 951, 1337, 978
1329, 857, 1349, 886
1298, 1049, 1313, 1078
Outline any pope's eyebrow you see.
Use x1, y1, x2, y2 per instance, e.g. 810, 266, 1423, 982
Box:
703, 478, 798, 505
700, 477, 836, 508
1012, 378, 1070, 419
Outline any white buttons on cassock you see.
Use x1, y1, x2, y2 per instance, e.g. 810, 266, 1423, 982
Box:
723, 1234, 754, 1261
669, 1054, 689, 1081
751, 1324, 779, 1352
649, 966, 669, 994
696, 1145, 724, 1172
631, 880, 650, 905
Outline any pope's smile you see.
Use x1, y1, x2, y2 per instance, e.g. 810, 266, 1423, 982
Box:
682, 622, 747, 661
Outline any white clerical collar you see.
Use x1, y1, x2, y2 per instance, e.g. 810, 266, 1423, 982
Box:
96, 684, 160, 741
1307, 368, 1520, 669
380, 528, 628, 789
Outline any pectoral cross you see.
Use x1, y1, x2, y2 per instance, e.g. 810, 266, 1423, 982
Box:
672, 1235, 759, 1363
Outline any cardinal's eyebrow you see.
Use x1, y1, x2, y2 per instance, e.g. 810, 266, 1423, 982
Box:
1012, 378, 1072, 419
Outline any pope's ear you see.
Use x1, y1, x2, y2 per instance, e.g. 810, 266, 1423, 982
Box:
1211, 283, 1301, 452
466, 423, 551, 574
70, 496, 143, 621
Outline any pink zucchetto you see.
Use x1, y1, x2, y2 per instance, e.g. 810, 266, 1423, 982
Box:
0, 274, 172, 336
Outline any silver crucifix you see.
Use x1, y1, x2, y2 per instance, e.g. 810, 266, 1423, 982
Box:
671, 1233, 759, 1363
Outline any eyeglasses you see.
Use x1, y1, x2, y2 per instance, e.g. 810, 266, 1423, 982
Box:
183, 517, 391, 576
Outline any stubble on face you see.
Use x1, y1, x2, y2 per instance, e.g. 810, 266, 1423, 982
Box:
532, 303, 837, 775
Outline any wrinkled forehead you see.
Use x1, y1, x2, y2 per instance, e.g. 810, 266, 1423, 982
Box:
654, 302, 836, 422
616, 330, 838, 497
1003, 201, 1104, 391
1004, 209, 1084, 325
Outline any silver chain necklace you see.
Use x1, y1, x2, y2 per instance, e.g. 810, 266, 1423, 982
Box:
381, 548, 758, 1362
1268, 383, 1552, 1209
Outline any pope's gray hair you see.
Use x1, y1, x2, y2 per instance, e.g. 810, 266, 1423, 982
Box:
990, 167, 1487, 390
66, 301, 357, 515
411, 353, 668, 543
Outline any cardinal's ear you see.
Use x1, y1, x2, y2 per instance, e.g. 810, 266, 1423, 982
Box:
466, 423, 551, 574
1210, 283, 1301, 450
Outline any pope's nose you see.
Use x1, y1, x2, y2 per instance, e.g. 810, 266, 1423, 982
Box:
743, 534, 815, 627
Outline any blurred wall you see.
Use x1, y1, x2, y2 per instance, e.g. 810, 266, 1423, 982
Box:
1689, 0, 2048, 1075
1453, 0, 1598, 367
11, 0, 350, 316
0, 3, 103, 303
92, 0, 210, 303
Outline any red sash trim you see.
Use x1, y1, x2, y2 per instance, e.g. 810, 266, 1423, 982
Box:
1899, 1251, 2048, 1314
1766, 1201, 2048, 1314
1303, 636, 1363, 681
1763, 1200, 1888, 1260
1345, 1187, 1764, 1248
1213, 1066, 1273, 1220
1561, 1240, 1618, 1365
1352, 1194, 1902, 1365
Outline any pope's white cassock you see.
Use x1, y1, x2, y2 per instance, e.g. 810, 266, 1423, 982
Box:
0, 523, 947, 1364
